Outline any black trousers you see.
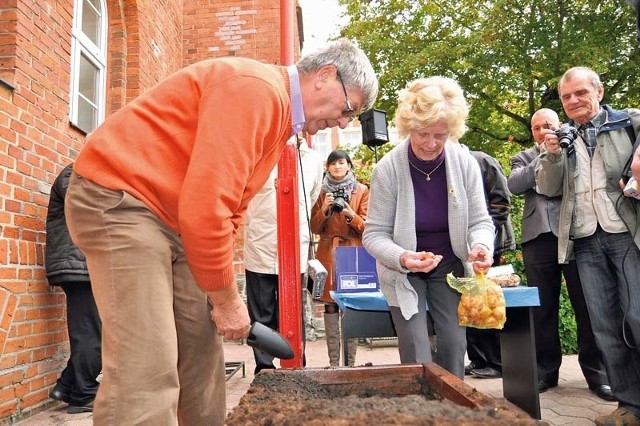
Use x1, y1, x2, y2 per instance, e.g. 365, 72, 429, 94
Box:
57, 282, 102, 405
245, 271, 306, 373
522, 232, 608, 386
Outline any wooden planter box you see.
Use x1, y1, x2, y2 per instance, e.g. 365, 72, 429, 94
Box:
226, 363, 548, 425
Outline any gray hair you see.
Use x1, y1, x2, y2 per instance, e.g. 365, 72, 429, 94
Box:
559, 66, 602, 92
297, 38, 379, 111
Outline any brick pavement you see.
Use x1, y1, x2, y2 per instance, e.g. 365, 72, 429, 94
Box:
16, 339, 616, 425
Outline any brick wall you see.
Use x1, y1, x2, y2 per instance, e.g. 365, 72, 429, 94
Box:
0, 0, 85, 421
0, 0, 294, 422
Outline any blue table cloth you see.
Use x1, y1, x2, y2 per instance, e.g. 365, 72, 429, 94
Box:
331, 286, 540, 312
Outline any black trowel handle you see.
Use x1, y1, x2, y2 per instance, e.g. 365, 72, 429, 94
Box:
246, 322, 294, 360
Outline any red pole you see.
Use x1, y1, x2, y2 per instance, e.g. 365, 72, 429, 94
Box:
277, 0, 303, 369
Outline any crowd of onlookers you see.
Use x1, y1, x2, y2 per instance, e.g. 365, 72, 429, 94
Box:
44, 35, 639, 426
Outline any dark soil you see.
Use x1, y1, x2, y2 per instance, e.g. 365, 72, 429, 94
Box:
225, 371, 545, 425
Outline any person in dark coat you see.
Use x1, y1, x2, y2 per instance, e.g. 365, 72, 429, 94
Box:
464, 150, 516, 379
46, 164, 101, 414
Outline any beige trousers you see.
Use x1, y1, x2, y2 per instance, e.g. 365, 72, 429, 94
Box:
65, 172, 225, 425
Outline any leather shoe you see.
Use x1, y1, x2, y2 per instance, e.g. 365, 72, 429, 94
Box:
49, 385, 70, 404
464, 361, 484, 376
589, 384, 616, 402
470, 367, 502, 379
538, 380, 558, 393
67, 400, 93, 414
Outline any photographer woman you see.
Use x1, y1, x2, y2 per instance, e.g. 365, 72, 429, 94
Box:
310, 150, 369, 367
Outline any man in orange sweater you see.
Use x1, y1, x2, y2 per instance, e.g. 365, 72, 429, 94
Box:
65, 38, 378, 425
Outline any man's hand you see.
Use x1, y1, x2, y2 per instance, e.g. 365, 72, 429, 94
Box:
207, 286, 251, 341
542, 128, 562, 155
400, 250, 443, 273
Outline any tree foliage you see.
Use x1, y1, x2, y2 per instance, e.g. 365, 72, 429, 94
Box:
338, 0, 640, 155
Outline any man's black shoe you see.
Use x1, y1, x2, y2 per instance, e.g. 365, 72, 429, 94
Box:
538, 380, 558, 393
470, 367, 502, 379
254, 365, 276, 375
49, 385, 70, 404
67, 400, 93, 414
589, 384, 616, 402
464, 361, 484, 376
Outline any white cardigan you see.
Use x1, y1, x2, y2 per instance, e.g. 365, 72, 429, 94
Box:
363, 139, 495, 319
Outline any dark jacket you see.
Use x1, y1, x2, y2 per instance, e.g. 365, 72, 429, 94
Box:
508, 145, 562, 244
45, 164, 89, 285
472, 151, 516, 254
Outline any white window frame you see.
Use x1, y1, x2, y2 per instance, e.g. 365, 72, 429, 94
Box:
69, 0, 107, 134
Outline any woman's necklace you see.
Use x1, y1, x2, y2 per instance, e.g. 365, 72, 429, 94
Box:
408, 157, 445, 181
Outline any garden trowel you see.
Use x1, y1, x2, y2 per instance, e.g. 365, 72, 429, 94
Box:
246, 322, 294, 360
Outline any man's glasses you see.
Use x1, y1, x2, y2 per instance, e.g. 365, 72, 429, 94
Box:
336, 70, 356, 121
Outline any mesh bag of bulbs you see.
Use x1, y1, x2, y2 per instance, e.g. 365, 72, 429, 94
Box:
446, 272, 507, 330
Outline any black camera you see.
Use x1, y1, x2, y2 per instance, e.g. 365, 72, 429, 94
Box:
331, 188, 350, 213
554, 124, 579, 149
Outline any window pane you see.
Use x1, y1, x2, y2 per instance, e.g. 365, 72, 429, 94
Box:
312, 133, 330, 162
341, 131, 361, 148
82, 0, 101, 46
77, 96, 97, 133
79, 54, 98, 103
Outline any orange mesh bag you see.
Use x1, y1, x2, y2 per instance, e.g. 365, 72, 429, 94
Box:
446, 272, 507, 330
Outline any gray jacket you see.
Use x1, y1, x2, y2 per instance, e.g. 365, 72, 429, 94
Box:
363, 139, 495, 320
508, 146, 562, 244
535, 105, 640, 263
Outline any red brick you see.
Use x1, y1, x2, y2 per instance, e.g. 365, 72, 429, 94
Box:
0, 0, 290, 421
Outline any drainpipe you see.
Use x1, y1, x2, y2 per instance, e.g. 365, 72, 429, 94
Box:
277, 0, 303, 369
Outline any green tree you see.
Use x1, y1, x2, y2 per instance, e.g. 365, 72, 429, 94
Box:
340, 143, 395, 186
339, 0, 639, 154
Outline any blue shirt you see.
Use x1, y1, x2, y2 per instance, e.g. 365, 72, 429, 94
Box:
287, 65, 305, 136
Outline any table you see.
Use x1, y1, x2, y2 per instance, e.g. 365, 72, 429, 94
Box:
331, 286, 541, 419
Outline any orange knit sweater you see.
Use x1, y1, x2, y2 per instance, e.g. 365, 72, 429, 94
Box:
74, 57, 292, 291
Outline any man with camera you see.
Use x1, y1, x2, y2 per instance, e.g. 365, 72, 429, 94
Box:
535, 67, 640, 426
508, 108, 611, 400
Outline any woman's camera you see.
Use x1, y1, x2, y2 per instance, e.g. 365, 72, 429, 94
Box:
331, 188, 350, 213
554, 124, 579, 149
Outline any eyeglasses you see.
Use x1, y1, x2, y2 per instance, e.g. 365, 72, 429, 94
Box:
336, 70, 356, 121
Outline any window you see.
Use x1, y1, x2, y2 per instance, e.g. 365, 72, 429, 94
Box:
69, 0, 107, 134
311, 132, 330, 162
340, 129, 362, 148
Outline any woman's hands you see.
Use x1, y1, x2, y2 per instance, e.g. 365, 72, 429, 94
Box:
321, 192, 334, 215
342, 202, 356, 222
323, 193, 356, 223
400, 250, 443, 273
467, 244, 493, 274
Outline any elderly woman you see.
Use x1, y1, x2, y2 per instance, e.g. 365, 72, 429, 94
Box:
362, 77, 495, 378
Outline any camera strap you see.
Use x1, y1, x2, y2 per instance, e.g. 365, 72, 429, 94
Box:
297, 134, 317, 260
620, 123, 638, 184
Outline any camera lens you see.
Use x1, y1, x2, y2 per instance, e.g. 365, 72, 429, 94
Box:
332, 197, 346, 213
